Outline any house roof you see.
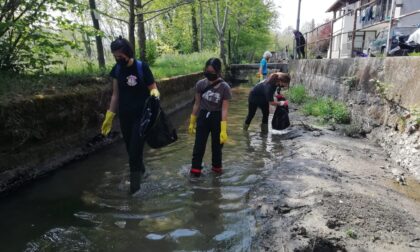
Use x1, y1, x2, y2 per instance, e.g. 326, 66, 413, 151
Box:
326, 0, 359, 12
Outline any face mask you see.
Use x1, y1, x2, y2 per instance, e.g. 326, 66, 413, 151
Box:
116, 58, 128, 66
204, 72, 218, 81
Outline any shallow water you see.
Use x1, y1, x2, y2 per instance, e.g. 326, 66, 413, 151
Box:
0, 81, 286, 251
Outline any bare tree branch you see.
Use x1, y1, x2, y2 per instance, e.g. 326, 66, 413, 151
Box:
116, 0, 130, 13
93, 7, 129, 24
221, 0, 229, 32
136, 0, 192, 16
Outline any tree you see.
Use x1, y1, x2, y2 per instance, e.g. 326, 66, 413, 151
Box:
191, 2, 199, 52
0, 0, 87, 73
208, 0, 229, 66
89, 0, 106, 69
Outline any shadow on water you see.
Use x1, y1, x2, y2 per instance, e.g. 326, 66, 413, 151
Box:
0, 77, 283, 251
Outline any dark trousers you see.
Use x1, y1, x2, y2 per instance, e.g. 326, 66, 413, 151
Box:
192, 110, 222, 169
119, 113, 146, 176
297, 45, 305, 59
245, 101, 269, 125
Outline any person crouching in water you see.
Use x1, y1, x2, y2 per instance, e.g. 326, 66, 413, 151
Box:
188, 58, 232, 177
243, 72, 290, 133
100, 37, 160, 194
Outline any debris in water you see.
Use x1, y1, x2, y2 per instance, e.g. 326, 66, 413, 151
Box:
169, 229, 200, 240
213, 230, 236, 241
146, 233, 165, 240
114, 221, 126, 229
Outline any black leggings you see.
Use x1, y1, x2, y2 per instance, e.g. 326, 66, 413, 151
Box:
191, 110, 222, 170
245, 102, 269, 125
119, 113, 146, 174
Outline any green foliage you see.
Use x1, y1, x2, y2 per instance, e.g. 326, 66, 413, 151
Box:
346, 229, 358, 239
0, 0, 89, 73
303, 98, 350, 124
145, 40, 159, 65
0, 51, 217, 101
151, 50, 217, 79
286, 85, 308, 105
408, 52, 420, 56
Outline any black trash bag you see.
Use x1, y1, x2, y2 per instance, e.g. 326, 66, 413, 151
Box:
272, 106, 290, 130
139, 97, 160, 138
146, 109, 178, 148
139, 96, 177, 148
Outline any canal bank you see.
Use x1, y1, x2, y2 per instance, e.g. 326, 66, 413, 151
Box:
0, 73, 202, 195
288, 57, 420, 179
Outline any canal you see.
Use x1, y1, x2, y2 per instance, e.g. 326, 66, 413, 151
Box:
0, 83, 283, 252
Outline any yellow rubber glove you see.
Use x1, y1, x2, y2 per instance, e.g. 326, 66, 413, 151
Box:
101, 110, 115, 136
150, 88, 160, 98
188, 114, 197, 135
220, 121, 228, 144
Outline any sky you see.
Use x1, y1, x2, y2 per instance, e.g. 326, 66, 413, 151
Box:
273, 0, 335, 31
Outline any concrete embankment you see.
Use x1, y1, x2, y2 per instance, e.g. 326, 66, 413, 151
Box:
289, 57, 420, 179
0, 72, 202, 194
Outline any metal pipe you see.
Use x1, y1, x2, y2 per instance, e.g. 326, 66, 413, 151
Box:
385, 0, 396, 55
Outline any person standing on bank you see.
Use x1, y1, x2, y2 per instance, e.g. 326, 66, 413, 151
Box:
258, 51, 272, 80
243, 72, 290, 133
101, 37, 160, 194
188, 58, 232, 177
293, 30, 306, 59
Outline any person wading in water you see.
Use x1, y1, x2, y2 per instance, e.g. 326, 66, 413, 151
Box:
101, 37, 160, 194
243, 72, 290, 133
188, 58, 232, 177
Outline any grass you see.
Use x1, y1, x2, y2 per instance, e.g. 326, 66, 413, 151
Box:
408, 52, 420, 56
0, 51, 217, 103
151, 50, 217, 79
345, 229, 358, 239
286, 85, 351, 124
286, 85, 307, 105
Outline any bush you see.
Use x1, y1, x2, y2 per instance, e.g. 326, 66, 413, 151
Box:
146, 40, 159, 65
286, 85, 307, 105
302, 97, 350, 124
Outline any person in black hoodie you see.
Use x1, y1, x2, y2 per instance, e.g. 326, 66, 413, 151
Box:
100, 37, 160, 194
293, 30, 306, 59
243, 72, 290, 133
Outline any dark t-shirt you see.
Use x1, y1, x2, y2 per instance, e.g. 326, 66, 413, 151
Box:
249, 80, 277, 105
110, 60, 155, 115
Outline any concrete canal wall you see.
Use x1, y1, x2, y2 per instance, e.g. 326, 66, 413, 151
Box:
0, 72, 202, 194
288, 57, 420, 178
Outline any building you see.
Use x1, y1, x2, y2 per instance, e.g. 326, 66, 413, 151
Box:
326, 0, 420, 58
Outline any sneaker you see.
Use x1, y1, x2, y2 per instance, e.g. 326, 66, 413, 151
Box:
190, 168, 202, 177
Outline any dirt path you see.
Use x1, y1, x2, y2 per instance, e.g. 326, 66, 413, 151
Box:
251, 106, 420, 252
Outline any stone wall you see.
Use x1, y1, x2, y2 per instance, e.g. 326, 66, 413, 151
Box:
289, 57, 420, 178
0, 72, 202, 194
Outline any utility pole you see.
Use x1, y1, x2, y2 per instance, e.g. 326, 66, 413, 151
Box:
294, 0, 302, 59
385, 0, 396, 55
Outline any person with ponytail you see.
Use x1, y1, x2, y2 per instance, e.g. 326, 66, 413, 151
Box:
188, 58, 232, 177
100, 36, 160, 194
243, 72, 290, 133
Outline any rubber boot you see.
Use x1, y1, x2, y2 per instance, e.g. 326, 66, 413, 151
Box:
130, 171, 142, 194
261, 123, 269, 133
243, 123, 250, 131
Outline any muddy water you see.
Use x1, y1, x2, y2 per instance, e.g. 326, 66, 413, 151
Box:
0, 84, 280, 251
